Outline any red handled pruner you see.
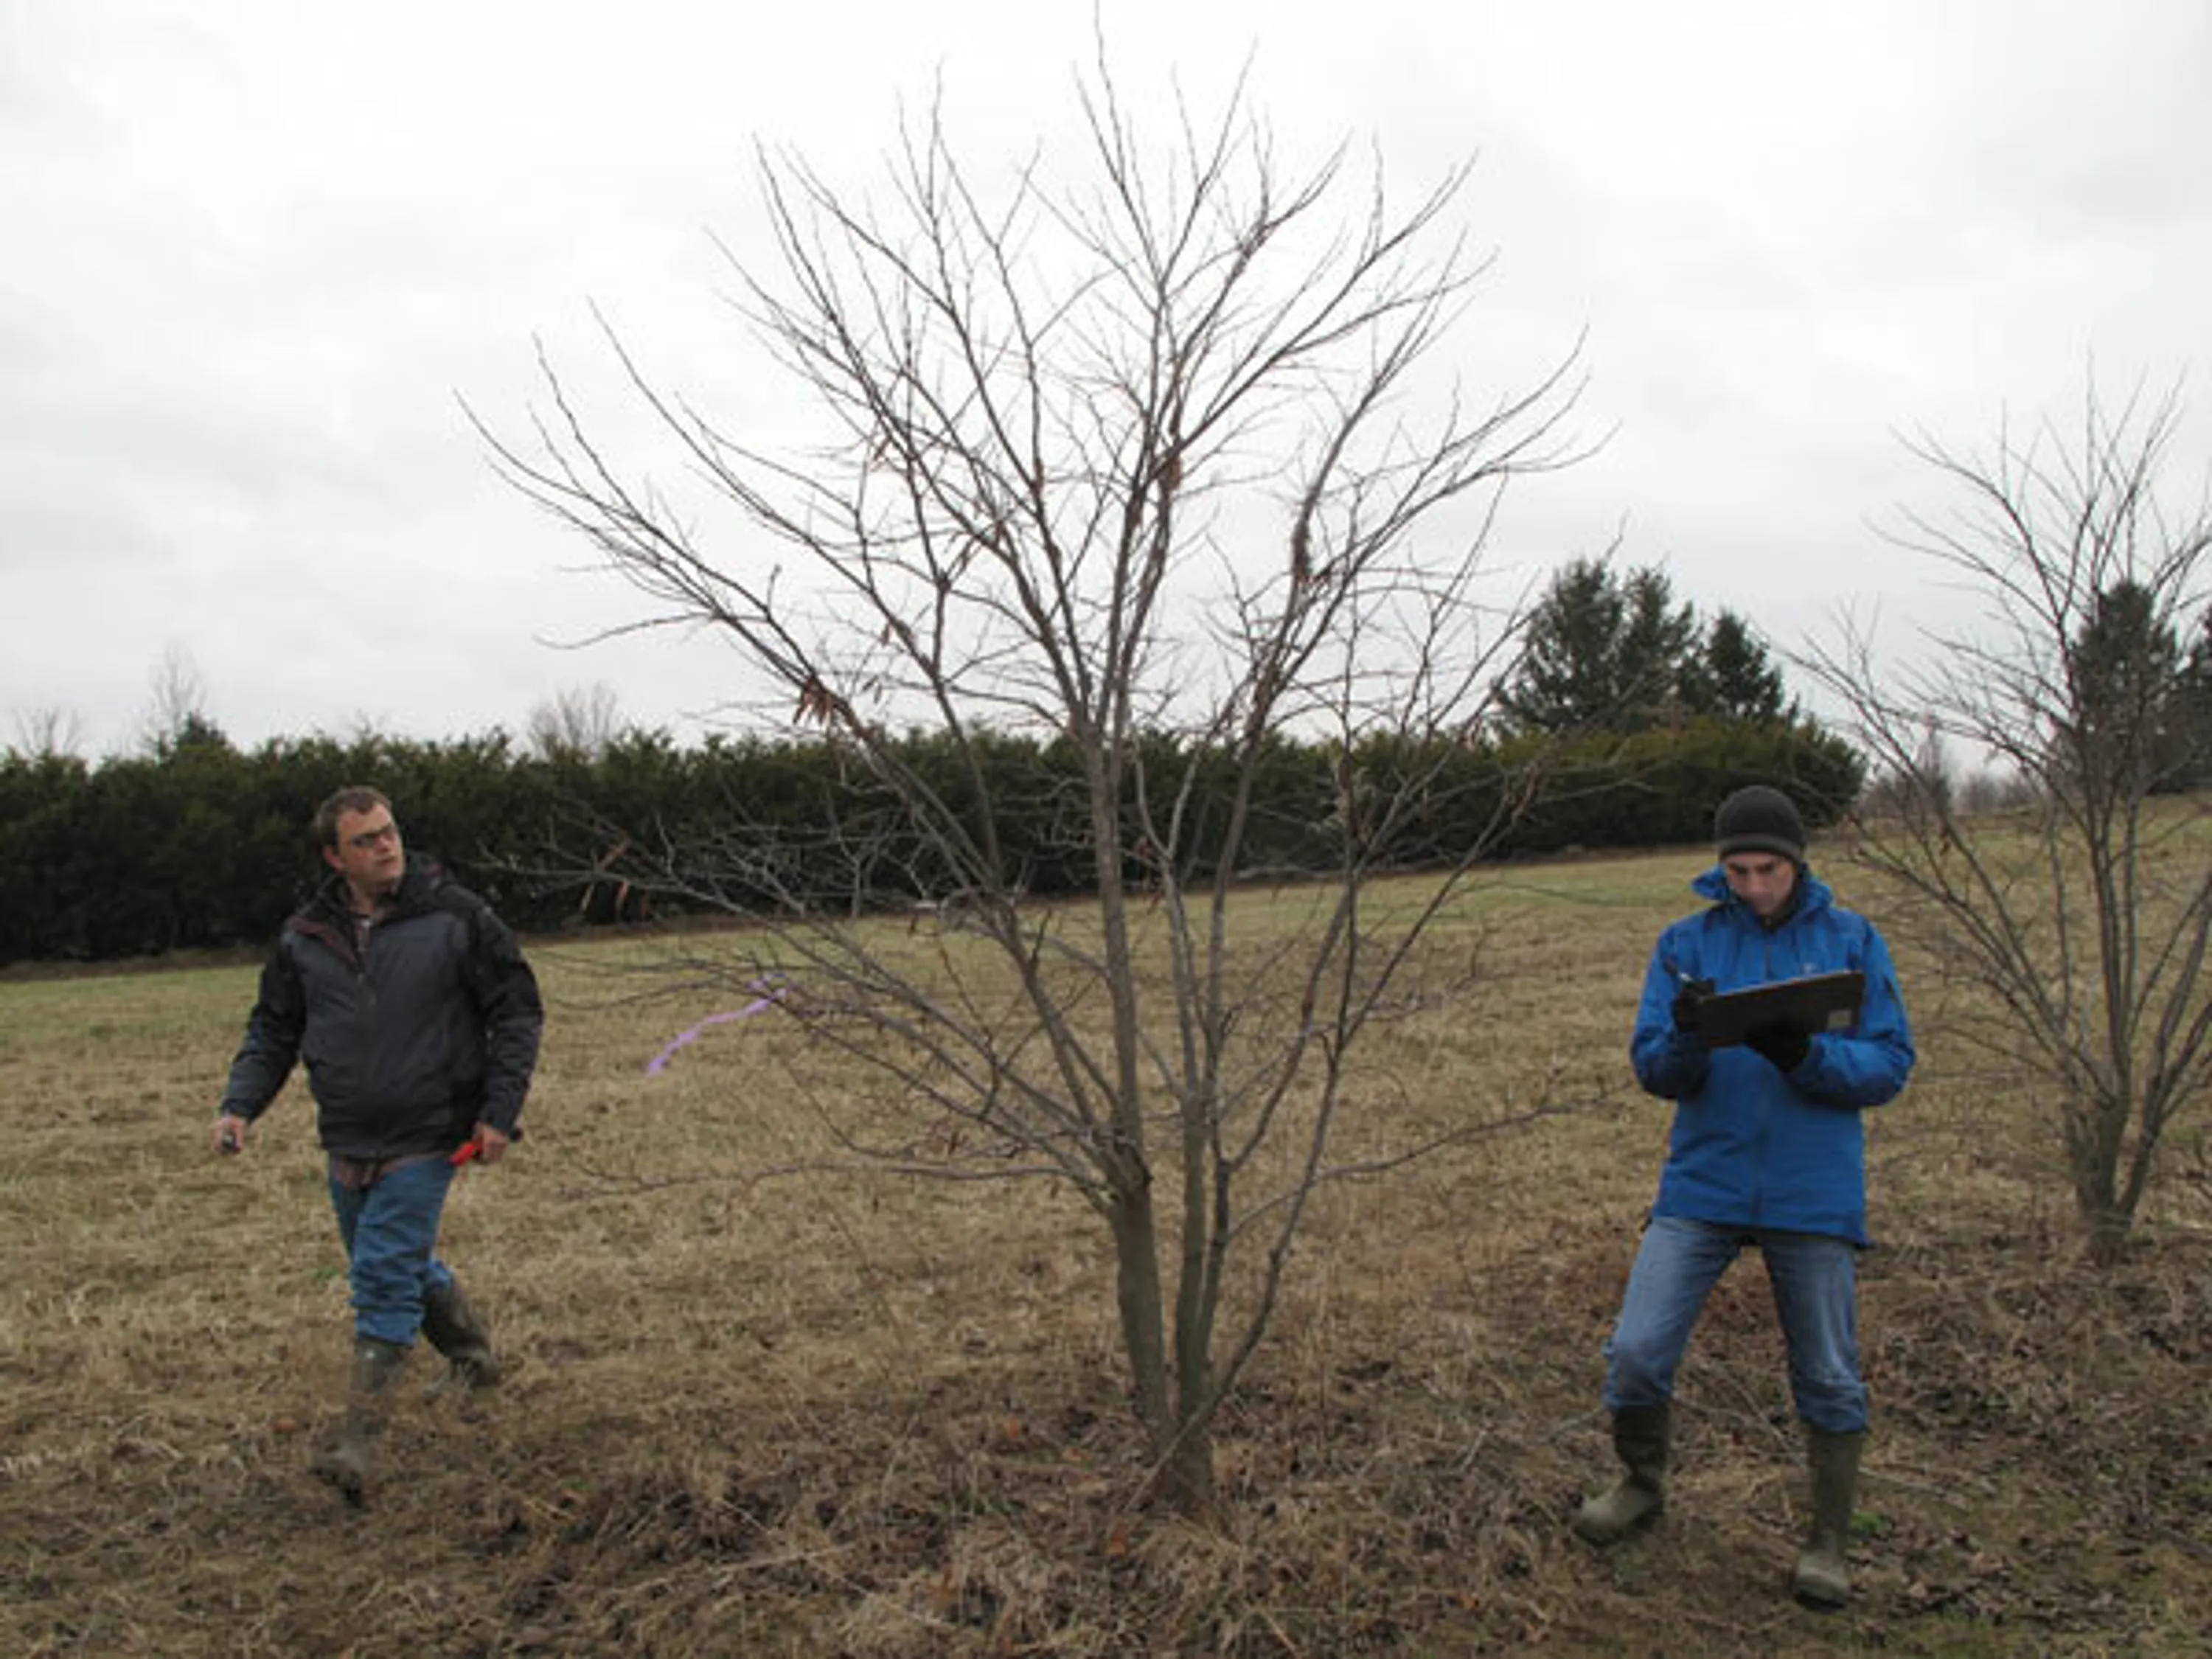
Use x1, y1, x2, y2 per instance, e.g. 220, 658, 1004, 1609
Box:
450, 1126, 521, 1166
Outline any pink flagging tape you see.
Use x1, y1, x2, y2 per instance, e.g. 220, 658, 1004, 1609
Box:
645, 979, 785, 1076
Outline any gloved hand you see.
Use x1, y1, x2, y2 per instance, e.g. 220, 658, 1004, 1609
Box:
1671, 977, 1716, 1038
1744, 1022, 1811, 1072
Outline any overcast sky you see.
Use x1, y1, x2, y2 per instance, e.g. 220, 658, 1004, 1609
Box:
5, 0, 2207, 759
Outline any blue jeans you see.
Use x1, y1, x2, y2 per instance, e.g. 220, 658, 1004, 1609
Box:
327, 1157, 457, 1347
1603, 1215, 1868, 1434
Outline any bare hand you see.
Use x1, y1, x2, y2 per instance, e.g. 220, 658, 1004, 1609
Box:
213, 1113, 249, 1155
470, 1124, 512, 1166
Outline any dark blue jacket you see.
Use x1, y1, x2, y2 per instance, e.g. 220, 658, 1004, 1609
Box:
220, 860, 542, 1159
1630, 866, 1914, 1245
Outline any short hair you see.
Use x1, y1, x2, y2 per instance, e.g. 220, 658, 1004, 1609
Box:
313, 785, 394, 849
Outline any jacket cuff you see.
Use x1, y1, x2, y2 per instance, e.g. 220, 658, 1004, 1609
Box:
1658, 1036, 1711, 1096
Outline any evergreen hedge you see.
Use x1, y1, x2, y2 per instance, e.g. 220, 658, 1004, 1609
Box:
0, 718, 1863, 964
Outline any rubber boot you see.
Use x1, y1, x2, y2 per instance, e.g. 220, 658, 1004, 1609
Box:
310, 1338, 406, 1506
1571, 1402, 1670, 1545
1792, 1427, 1864, 1609
422, 1276, 502, 1390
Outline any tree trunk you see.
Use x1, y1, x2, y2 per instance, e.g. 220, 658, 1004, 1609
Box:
1107, 1185, 1175, 1464
1157, 1412, 1217, 1518
2073, 1152, 2135, 1266
1106, 1178, 1222, 1514
2081, 1206, 2132, 1267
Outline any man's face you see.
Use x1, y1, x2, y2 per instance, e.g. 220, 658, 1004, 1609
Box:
1722, 852, 1798, 920
324, 804, 406, 899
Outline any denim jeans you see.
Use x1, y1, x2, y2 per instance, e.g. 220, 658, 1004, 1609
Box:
327, 1156, 457, 1347
1602, 1214, 1868, 1433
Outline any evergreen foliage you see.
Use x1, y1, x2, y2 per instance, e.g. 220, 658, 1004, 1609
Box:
2064, 580, 2197, 794
1498, 560, 1792, 732
1699, 609, 1792, 722
2181, 606, 2212, 790
0, 717, 1862, 963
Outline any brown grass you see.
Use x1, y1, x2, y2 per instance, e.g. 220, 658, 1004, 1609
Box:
3, 847, 2208, 1656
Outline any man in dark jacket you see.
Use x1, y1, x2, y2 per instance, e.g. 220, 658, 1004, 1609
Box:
1571, 785, 1914, 1609
213, 786, 543, 1503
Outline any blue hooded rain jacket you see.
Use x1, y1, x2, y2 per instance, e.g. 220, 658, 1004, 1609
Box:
1630, 866, 1915, 1246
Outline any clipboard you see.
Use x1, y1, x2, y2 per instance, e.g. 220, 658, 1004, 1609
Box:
1691, 970, 1864, 1048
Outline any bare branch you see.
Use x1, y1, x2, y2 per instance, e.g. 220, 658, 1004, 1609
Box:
480, 61, 1585, 1509
1798, 374, 2212, 1262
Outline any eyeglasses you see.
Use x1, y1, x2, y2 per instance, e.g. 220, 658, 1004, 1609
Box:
346, 824, 401, 851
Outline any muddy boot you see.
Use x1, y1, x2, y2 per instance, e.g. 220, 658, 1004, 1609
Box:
421, 1276, 502, 1390
1572, 1402, 1671, 1545
310, 1338, 406, 1506
1792, 1427, 1864, 1609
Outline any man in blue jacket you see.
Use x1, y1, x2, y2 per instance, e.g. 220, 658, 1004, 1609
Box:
1571, 785, 1914, 1609
213, 786, 543, 1504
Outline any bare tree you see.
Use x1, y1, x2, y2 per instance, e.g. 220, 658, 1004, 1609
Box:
7, 706, 86, 762
139, 643, 226, 757
1800, 379, 2212, 1263
479, 66, 1585, 1510
526, 681, 628, 762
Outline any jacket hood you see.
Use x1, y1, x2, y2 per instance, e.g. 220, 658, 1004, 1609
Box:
1692, 862, 1832, 917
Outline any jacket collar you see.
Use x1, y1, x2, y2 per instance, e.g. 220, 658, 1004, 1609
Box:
307, 855, 441, 922
1692, 862, 1832, 925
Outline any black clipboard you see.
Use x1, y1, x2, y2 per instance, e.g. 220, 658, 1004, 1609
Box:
1691, 970, 1864, 1048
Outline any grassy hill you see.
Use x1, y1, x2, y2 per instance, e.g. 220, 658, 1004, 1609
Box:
2, 844, 2205, 1655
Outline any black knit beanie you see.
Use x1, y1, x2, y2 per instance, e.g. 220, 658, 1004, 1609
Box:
1714, 785, 1806, 863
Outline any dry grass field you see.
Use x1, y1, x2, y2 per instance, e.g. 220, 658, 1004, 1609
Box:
3, 844, 2208, 1657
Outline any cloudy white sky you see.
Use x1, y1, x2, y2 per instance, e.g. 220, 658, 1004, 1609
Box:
4, 0, 2207, 758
